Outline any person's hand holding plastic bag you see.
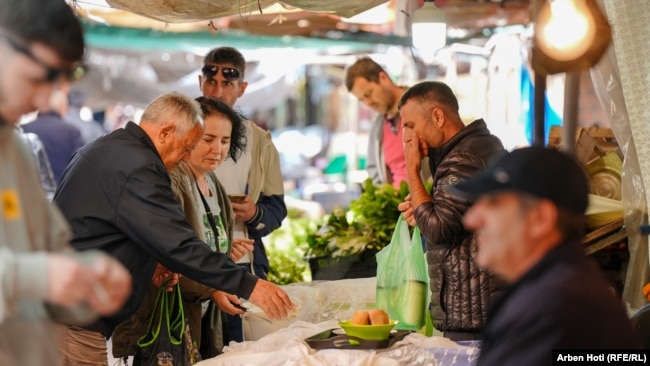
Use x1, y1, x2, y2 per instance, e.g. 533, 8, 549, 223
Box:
376, 214, 428, 330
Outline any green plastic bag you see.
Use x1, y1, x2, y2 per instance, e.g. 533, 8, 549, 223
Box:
376, 214, 429, 330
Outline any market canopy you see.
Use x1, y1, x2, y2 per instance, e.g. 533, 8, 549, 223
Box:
70, 0, 531, 110
103, 0, 388, 22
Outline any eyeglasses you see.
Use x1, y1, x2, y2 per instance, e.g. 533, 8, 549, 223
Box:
1, 33, 86, 82
201, 65, 241, 81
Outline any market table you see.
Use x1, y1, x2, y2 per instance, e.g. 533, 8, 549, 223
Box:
196, 319, 479, 366
196, 278, 480, 366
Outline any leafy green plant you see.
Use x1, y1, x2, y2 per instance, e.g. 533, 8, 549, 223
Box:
305, 178, 415, 258
265, 178, 431, 283
265, 208, 322, 284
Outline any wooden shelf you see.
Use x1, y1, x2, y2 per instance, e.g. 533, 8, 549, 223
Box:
583, 218, 627, 255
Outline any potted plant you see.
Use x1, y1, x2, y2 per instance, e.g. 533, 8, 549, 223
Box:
305, 178, 412, 281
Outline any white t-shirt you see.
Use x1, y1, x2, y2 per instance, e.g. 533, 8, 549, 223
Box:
215, 121, 253, 264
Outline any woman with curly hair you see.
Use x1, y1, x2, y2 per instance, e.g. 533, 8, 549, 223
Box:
170, 96, 252, 358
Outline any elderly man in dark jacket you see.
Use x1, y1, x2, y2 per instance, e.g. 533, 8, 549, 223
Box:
398, 81, 505, 341
54, 92, 293, 364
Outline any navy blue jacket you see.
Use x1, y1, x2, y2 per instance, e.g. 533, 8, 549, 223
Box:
478, 240, 642, 366
22, 111, 84, 183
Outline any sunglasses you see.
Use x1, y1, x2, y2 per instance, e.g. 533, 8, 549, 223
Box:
1, 33, 86, 82
201, 65, 241, 81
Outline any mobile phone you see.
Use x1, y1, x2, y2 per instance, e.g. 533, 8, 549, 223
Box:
228, 194, 246, 203
233, 303, 248, 312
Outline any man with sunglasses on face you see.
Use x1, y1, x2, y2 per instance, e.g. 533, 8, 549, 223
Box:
200, 47, 287, 343
0, 0, 132, 364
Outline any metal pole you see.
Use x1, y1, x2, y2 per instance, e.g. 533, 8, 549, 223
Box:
562, 72, 580, 154
533, 72, 546, 147
531, 0, 546, 147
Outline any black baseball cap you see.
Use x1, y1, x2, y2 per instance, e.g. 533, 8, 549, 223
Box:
452, 146, 589, 214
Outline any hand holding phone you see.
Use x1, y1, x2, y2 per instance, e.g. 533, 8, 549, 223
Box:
228, 194, 246, 203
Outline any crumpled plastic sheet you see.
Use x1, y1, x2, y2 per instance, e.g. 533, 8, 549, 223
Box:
196, 278, 479, 366
282, 278, 380, 324
196, 320, 479, 366
593, 0, 649, 312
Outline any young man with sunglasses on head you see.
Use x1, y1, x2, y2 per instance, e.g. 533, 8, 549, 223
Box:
200, 46, 287, 343
0, 0, 132, 364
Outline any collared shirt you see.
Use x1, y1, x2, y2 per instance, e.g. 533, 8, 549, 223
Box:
382, 115, 407, 188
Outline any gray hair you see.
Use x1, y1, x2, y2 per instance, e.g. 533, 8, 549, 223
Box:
141, 92, 203, 135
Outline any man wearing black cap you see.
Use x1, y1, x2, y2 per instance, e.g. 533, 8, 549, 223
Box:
454, 146, 641, 365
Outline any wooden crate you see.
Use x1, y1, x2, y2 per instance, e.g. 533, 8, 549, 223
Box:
548, 126, 621, 165
548, 126, 622, 200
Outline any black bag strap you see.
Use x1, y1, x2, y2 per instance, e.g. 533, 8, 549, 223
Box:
195, 179, 220, 253
136, 278, 185, 348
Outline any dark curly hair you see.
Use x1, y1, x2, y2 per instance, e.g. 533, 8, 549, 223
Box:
195, 96, 247, 162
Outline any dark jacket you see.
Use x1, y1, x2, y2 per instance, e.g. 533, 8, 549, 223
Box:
53, 122, 258, 337
413, 119, 505, 333
22, 111, 85, 183
112, 161, 236, 358
16, 126, 57, 200
478, 241, 642, 366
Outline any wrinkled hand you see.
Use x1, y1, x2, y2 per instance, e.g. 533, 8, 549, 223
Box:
397, 195, 417, 226
86, 255, 132, 315
231, 195, 257, 222
230, 237, 254, 262
151, 263, 180, 292
46, 253, 131, 316
212, 291, 246, 316
247, 279, 293, 320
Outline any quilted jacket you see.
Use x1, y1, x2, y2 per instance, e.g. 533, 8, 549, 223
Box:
413, 119, 506, 333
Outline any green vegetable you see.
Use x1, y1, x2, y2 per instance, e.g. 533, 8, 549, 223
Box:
305, 178, 426, 258
265, 208, 318, 285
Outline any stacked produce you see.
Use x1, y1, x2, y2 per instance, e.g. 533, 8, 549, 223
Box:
305, 178, 411, 258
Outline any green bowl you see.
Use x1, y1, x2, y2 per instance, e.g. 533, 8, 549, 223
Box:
338, 320, 398, 341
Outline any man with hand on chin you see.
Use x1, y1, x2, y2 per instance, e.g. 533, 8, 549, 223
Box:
397, 81, 505, 341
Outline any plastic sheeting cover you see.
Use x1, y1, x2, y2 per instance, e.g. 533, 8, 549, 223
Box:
594, 0, 649, 312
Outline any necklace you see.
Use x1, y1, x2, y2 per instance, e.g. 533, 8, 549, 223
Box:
386, 115, 400, 135
198, 175, 211, 197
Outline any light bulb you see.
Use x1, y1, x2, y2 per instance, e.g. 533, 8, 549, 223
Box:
535, 0, 596, 62
411, 2, 447, 62
412, 23, 447, 61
